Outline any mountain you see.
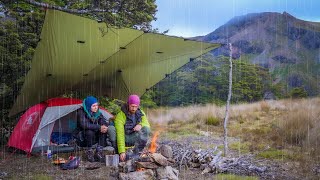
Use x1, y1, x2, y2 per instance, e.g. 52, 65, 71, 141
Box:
198, 12, 320, 96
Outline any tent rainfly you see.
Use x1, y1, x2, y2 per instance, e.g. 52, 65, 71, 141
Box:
9, 9, 220, 116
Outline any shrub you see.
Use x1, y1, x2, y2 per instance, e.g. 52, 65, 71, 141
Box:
205, 116, 220, 126
290, 87, 308, 98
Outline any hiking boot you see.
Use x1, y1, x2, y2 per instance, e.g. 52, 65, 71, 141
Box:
86, 149, 95, 162
95, 146, 105, 163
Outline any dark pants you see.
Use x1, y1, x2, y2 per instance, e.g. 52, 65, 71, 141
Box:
84, 130, 108, 147
126, 126, 151, 151
108, 126, 150, 152
107, 126, 150, 153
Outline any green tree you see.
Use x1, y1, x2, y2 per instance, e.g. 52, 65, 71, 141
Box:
151, 54, 270, 106
3, 0, 157, 31
290, 87, 308, 98
0, 0, 158, 144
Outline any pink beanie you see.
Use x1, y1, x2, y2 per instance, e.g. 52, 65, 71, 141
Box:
128, 94, 140, 106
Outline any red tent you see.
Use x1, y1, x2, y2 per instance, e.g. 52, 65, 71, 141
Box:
8, 97, 113, 154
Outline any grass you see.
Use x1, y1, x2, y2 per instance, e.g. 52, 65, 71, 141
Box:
148, 97, 320, 165
260, 101, 270, 113
32, 174, 53, 180
214, 174, 258, 180
257, 149, 292, 160
229, 141, 251, 154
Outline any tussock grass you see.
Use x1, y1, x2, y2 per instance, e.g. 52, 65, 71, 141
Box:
205, 116, 221, 126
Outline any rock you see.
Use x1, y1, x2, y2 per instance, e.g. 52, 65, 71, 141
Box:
120, 159, 136, 173
156, 166, 179, 180
167, 158, 175, 164
136, 161, 159, 169
84, 162, 101, 170
119, 169, 154, 180
160, 145, 173, 159
151, 153, 168, 166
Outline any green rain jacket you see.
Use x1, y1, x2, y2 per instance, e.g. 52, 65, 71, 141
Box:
114, 105, 150, 153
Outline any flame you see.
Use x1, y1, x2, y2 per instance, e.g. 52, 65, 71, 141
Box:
149, 131, 160, 153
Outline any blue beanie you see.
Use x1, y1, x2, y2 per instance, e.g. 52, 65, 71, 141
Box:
84, 96, 98, 111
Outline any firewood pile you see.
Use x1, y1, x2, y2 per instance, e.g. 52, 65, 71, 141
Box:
160, 141, 268, 176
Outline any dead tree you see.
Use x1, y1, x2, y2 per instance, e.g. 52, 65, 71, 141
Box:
223, 43, 233, 156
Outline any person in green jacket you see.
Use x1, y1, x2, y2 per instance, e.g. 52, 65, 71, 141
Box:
113, 94, 151, 161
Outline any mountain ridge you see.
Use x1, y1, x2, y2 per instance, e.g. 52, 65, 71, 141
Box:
197, 11, 320, 96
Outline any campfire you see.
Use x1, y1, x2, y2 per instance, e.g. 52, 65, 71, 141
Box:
118, 131, 179, 180
149, 131, 159, 153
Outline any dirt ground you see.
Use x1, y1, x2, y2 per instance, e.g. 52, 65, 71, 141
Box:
0, 149, 117, 180
1, 138, 319, 180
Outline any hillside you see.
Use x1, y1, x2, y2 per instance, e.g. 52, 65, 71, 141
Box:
199, 12, 320, 96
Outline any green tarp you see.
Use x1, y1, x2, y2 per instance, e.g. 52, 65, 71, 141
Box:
10, 9, 220, 116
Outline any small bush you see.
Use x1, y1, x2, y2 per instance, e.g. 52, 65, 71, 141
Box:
290, 87, 308, 98
205, 116, 220, 126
